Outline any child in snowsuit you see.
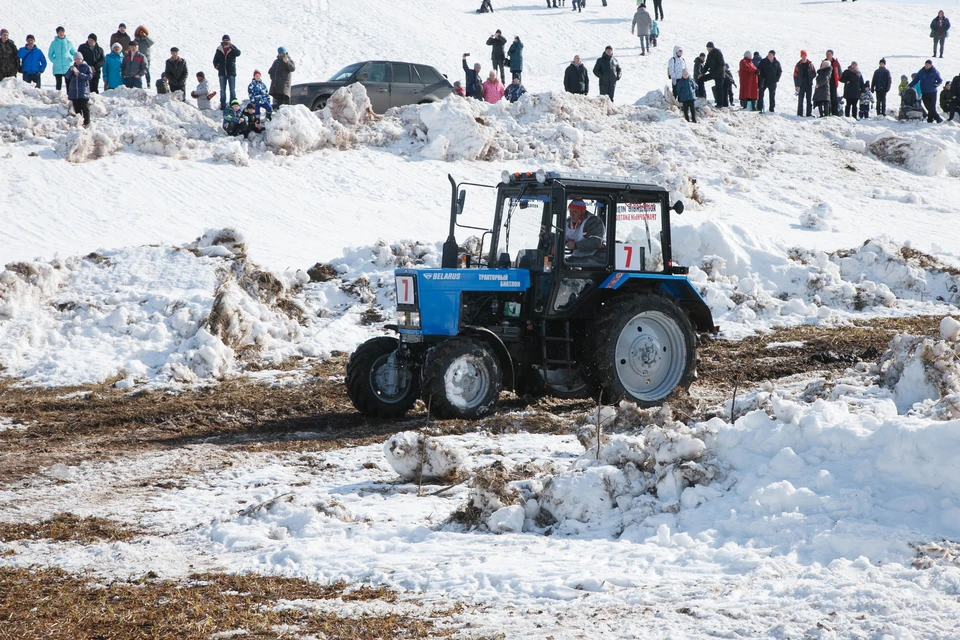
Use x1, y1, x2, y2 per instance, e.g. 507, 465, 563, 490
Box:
223, 99, 244, 135
724, 63, 737, 109
677, 69, 697, 123
650, 21, 659, 48
897, 74, 909, 99
859, 82, 874, 120
243, 102, 264, 137
247, 70, 273, 120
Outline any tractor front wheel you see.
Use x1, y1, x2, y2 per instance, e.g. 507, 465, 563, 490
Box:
587, 294, 696, 406
346, 337, 420, 418
422, 338, 502, 419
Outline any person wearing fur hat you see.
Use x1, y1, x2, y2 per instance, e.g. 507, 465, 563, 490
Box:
134, 26, 153, 86
0, 29, 19, 81
213, 34, 241, 111
48, 26, 76, 91
64, 51, 93, 126
794, 50, 816, 117
247, 70, 272, 120
77, 33, 104, 93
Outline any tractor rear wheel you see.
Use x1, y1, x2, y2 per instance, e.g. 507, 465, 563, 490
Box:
346, 337, 419, 418
422, 337, 502, 419
587, 294, 696, 405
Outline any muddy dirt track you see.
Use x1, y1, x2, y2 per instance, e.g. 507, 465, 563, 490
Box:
0, 316, 942, 484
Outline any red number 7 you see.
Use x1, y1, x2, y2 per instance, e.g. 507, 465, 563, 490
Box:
623, 245, 633, 268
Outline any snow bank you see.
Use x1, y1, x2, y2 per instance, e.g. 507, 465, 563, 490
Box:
870, 136, 948, 177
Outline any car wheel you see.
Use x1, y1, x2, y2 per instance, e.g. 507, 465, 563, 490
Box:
312, 96, 329, 111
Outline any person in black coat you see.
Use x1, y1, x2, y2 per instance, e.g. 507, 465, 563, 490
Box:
77, 34, 104, 93
213, 35, 241, 111
486, 30, 506, 84
757, 50, 782, 113
164, 47, 188, 95
699, 42, 726, 107
871, 58, 892, 116
593, 46, 622, 102
563, 55, 589, 94
840, 61, 865, 118
461, 55, 483, 100
693, 53, 706, 98
948, 74, 960, 121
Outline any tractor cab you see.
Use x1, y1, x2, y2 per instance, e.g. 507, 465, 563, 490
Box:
346, 171, 716, 421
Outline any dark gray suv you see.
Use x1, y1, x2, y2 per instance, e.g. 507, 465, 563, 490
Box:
291, 61, 453, 113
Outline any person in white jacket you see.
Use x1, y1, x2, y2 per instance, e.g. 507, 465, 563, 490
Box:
668, 46, 687, 98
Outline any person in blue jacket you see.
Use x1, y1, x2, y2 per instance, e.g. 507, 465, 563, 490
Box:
18, 34, 46, 87
676, 68, 698, 122
247, 70, 272, 120
48, 26, 76, 91
103, 43, 123, 90
911, 59, 943, 122
64, 52, 93, 126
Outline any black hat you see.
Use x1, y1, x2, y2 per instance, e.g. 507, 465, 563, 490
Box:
119, 23, 126, 28
129, 40, 138, 46
880, 58, 886, 64
88, 33, 97, 41
26, 34, 35, 41
768, 50, 776, 55
706, 41, 714, 49
222, 34, 231, 41
925, 59, 933, 65
170, 46, 179, 52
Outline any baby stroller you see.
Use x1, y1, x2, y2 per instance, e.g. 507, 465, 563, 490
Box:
898, 86, 925, 121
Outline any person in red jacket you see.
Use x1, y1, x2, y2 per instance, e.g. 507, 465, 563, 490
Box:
794, 50, 816, 117
738, 51, 758, 110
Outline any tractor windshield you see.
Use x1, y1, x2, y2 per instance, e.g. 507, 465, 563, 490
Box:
615, 199, 664, 272
493, 190, 549, 266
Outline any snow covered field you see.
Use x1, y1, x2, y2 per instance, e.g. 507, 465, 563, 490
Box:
4, 0, 960, 637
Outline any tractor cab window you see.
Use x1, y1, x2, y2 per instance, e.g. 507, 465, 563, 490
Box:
561, 197, 609, 268
615, 200, 663, 272
493, 191, 549, 268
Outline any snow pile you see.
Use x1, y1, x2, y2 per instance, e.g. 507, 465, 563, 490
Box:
54, 127, 121, 163
323, 83, 375, 126
383, 431, 467, 482
878, 326, 960, 417
674, 221, 960, 336
870, 136, 948, 177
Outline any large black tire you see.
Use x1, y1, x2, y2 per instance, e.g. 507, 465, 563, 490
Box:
346, 337, 420, 418
422, 337, 502, 419
586, 294, 696, 406
312, 96, 329, 111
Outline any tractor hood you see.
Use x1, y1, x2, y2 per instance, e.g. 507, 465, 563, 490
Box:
394, 268, 531, 337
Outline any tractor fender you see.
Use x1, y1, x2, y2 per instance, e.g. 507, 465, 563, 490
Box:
462, 325, 516, 391
601, 273, 718, 333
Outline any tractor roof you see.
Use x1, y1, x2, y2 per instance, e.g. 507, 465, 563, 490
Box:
503, 170, 666, 193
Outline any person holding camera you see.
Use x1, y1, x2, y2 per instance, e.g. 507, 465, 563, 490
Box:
486, 30, 507, 84
268, 47, 296, 110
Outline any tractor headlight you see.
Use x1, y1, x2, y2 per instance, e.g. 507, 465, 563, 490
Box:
398, 310, 421, 329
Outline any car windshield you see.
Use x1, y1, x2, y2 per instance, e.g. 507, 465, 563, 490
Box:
328, 63, 364, 82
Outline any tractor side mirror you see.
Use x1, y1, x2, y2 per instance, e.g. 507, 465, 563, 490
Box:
671, 201, 685, 215
457, 190, 466, 215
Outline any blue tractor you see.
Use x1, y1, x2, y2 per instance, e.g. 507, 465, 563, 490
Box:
346, 170, 717, 419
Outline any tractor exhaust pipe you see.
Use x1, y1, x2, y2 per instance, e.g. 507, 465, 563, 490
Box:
441, 174, 459, 269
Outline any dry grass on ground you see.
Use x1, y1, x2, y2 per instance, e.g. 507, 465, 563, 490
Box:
0, 513, 142, 545
0, 567, 451, 640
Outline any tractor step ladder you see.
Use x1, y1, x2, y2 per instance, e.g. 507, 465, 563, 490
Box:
540, 320, 576, 368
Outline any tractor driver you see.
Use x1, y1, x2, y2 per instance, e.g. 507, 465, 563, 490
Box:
564, 199, 606, 264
